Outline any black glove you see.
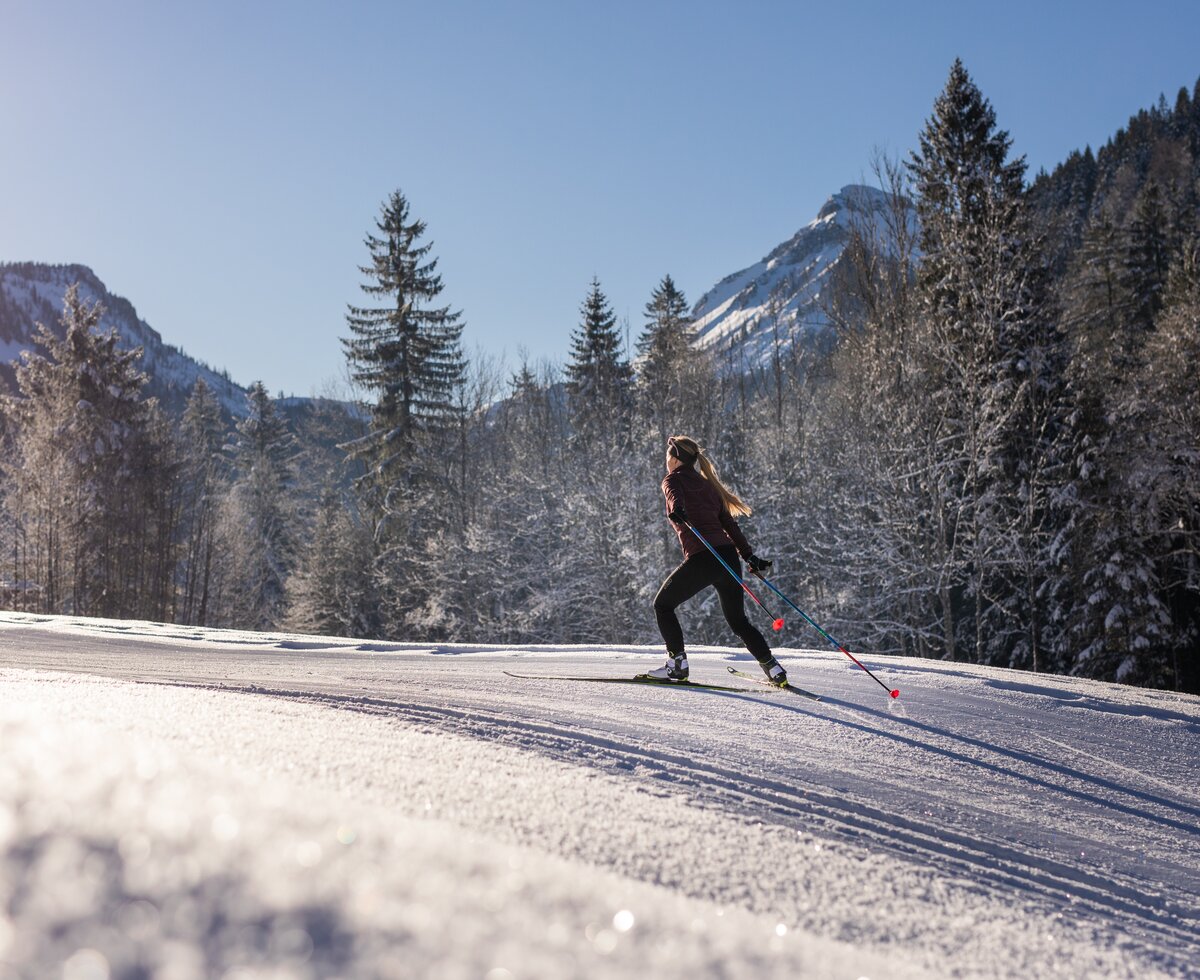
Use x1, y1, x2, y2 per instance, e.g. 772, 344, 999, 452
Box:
667, 506, 689, 525
746, 554, 773, 574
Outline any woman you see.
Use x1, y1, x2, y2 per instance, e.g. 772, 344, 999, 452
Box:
648, 435, 788, 685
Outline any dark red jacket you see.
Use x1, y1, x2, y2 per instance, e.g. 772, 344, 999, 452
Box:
662, 466, 753, 561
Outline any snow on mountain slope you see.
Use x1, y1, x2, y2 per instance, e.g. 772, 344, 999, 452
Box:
690, 185, 911, 370
0, 262, 250, 416
1, 612, 1198, 978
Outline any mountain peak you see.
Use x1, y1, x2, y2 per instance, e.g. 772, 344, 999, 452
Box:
816, 184, 892, 222
691, 185, 908, 369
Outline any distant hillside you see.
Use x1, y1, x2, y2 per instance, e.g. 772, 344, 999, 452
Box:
0, 262, 252, 416
1027, 75, 1200, 271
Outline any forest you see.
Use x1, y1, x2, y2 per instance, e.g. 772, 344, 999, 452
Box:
2, 61, 1197, 692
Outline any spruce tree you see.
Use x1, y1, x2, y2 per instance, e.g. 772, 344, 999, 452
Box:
562, 278, 640, 637
1152, 242, 1200, 688
339, 191, 470, 638
0, 285, 176, 617
343, 190, 466, 485
1121, 180, 1173, 337
285, 485, 379, 637
1054, 184, 1182, 684
907, 59, 1056, 665
1064, 216, 1127, 387
564, 277, 632, 437
637, 274, 691, 366
909, 59, 1028, 330
222, 382, 299, 630
1114, 239, 1200, 688
635, 274, 707, 440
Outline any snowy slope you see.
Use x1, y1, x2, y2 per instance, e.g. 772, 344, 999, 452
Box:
690, 185, 910, 370
0, 263, 250, 416
1, 612, 1198, 979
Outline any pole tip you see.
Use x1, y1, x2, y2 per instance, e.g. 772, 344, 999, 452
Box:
772, 618, 785, 631
890, 689, 900, 699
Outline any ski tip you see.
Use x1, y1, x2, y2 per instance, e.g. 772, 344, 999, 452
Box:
890, 689, 900, 699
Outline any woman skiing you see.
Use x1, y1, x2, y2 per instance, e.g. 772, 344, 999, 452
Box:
648, 435, 788, 686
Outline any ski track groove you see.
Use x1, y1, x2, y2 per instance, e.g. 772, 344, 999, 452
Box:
153, 676, 1200, 967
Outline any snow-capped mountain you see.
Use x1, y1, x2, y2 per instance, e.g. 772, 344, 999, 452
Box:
0, 262, 250, 416
691, 184, 909, 368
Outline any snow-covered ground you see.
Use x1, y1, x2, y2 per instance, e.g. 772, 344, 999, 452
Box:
1, 612, 1197, 979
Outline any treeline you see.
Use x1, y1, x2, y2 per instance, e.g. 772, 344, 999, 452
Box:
0, 292, 348, 630
1, 61, 1196, 692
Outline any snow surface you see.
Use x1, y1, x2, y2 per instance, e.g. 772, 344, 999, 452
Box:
1, 611, 1198, 979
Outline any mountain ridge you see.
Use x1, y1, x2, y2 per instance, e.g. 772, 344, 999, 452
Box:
0, 261, 256, 416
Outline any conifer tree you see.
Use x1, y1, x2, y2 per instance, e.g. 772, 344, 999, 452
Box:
0, 285, 176, 617
339, 191, 470, 638
561, 278, 641, 636
637, 275, 691, 369
1138, 240, 1200, 688
222, 382, 299, 629
565, 277, 632, 437
1092, 238, 1200, 687
177, 379, 228, 625
635, 274, 709, 441
1121, 181, 1173, 337
907, 59, 1056, 664
285, 486, 380, 637
1054, 183, 1184, 682
342, 190, 466, 486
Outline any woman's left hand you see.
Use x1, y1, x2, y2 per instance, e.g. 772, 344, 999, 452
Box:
747, 554, 773, 574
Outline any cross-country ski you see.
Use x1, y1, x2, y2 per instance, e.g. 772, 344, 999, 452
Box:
503, 670, 747, 692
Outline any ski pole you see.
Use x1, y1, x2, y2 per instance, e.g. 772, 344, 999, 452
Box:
750, 571, 900, 699
682, 522, 785, 632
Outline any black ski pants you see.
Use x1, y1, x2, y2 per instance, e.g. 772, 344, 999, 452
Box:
654, 546, 773, 663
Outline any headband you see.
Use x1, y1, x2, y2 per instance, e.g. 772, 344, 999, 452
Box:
668, 438, 699, 465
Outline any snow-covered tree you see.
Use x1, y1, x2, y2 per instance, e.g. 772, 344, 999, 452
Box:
0, 285, 177, 618
906, 58, 1057, 665
285, 486, 379, 637
1085, 237, 1200, 687
1121, 181, 1174, 337
635, 275, 710, 437
220, 382, 299, 630
338, 190, 471, 638
1136, 240, 1200, 689
176, 379, 228, 626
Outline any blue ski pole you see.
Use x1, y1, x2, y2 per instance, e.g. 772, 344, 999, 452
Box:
681, 521, 785, 632
749, 570, 900, 699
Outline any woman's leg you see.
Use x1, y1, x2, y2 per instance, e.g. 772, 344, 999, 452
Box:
711, 547, 774, 663
653, 554, 719, 652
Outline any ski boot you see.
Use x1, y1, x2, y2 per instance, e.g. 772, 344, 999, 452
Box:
760, 657, 788, 687
646, 653, 689, 681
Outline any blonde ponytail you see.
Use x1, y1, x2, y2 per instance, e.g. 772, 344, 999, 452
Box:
668, 435, 752, 517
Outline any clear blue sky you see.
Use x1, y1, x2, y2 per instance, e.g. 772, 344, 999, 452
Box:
3, 0, 1198, 397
